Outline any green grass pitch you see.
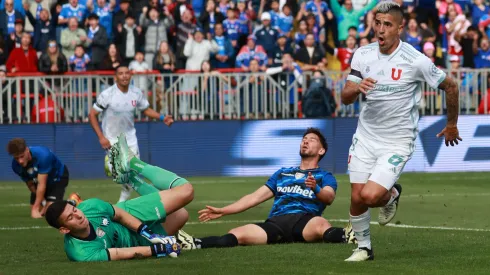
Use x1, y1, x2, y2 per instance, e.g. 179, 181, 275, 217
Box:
1, 172, 490, 275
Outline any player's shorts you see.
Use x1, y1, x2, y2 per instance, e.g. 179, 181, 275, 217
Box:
30, 166, 69, 205
347, 133, 414, 190
255, 213, 316, 244
115, 192, 168, 245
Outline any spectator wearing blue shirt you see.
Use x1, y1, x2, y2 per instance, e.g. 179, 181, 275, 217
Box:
212, 23, 234, 68
253, 12, 279, 61
87, 0, 116, 41
24, 5, 56, 54
0, 0, 24, 16
401, 18, 423, 52
8, 138, 70, 219
0, 0, 23, 38
305, 0, 332, 24
235, 35, 268, 70
69, 45, 91, 72
199, 0, 225, 39
475, 38, 490, 68
58, 0, 88, 27
223, 8, 241, 49
471, 0, 490, 27
277, 4, 294, 37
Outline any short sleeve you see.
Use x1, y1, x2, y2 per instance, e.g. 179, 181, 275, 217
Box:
93, 89, 110, 112
59, 7, 67, 19
415, 55, 447, 89
319, 172, 337, 192
136, 90, 150, 111
265, 169, 282, 195
346, 50, 363, 83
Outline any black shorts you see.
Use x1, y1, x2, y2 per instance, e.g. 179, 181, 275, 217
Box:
255, 213, 316, 244
30, 166, 70, 205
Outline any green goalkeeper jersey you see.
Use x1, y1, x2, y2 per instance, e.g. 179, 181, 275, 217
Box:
64, 198, 141, 262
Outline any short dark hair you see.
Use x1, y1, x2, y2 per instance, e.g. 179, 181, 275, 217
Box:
115, 64, 129, 73
375, 1, 404, 24
303, 127, 328, 161
87, 13, 99, 20
7, 138, 27, 155
348, 26, 357, 32
45, 200, 69, 229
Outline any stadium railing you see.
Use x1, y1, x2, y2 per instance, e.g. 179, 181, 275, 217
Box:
0, 68, 488, 124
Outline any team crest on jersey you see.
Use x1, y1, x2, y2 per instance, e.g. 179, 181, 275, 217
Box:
365, 66, 370, 73
131, 100, 136, 107
430, 64, 439, 75
101, 218, 109, 226
391, 68, 402, 80
295, 172, 305, 179
96, 227, 106, 238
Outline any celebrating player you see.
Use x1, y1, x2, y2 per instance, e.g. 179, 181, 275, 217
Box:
341, 1, 462, 261
177, 128, 355, 250
44, 135, 194, 262
7, 138, 73, 219
88, 65, 174, 203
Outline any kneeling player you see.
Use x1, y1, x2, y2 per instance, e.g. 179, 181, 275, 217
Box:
7, 138, 73, 219
178, 128, 355, 249
45, 135, 194, 262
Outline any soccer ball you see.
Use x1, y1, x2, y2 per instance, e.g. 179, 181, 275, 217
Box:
104, 155, 112, 177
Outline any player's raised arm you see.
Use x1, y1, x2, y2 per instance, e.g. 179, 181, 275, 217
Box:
341, 50, 377, 105
198, 185, 274, 222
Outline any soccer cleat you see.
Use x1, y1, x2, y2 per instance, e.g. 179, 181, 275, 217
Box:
108, 145, 130, 184
378, 183, 402, 226
67, 193, 83, 206
177, 230, 199, 250
116, 133, 134, 174
344, 222, 357, 244
345, 247, 374, 262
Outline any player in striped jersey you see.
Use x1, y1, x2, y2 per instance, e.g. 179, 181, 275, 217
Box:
177, 128, 355, 250
88, 65, 174, 203
341, 1, 462, 261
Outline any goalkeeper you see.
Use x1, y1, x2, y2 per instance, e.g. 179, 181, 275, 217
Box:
45, 135, 193, 262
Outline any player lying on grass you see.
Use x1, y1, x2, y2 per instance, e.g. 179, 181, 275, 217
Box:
7, 138, 76, 219
177, 128, 355, 250
44, 135, 194, 262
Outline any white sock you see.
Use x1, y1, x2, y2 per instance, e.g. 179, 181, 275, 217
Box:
350, 210, 371, 250
118, 184, 132, 202
385, 187, 400, 206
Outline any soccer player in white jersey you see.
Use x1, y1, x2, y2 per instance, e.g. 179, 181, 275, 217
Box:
88, 65, 174, 203
341, 2, 462, 261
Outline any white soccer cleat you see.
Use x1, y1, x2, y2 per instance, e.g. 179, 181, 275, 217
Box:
345, 247, 374, 262
177, 230, 198, 250
116, 133, 134, 173
378, 184, 402, 226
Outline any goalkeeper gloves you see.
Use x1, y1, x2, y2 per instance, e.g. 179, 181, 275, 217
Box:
138, 224, 181, 258
150, 242, 181, 258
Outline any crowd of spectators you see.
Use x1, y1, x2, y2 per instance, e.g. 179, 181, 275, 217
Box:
1, 0, 490, 118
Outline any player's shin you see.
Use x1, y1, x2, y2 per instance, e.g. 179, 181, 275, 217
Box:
134, 163, 182, 191
195, 234, 239, 249
350, 210, 371, 249
128, 171, 160, 196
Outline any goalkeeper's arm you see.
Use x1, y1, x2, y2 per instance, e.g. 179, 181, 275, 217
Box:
107, 247, 153, 261
221, 186, 274, 216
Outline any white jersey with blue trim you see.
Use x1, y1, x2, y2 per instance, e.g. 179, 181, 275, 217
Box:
93, 84, 149, 147
347, 41, 447, 145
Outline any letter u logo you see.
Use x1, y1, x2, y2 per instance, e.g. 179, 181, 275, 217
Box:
391, 68, 402, 80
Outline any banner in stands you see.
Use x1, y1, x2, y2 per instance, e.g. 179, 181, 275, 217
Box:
0, 115, 489, 180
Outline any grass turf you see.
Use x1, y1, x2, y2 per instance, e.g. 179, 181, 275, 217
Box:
0, 172, 489, 275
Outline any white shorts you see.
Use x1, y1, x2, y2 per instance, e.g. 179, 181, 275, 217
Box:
347, 133, 414, 190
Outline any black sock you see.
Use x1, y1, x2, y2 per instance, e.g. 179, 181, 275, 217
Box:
323, 227, 346, 243
195, 233, 239, 249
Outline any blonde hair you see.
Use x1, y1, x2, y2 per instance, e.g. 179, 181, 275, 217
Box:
47, 40, 59, 65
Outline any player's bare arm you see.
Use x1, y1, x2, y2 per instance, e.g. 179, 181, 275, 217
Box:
32, 174, 48, 218
142, 108, 174, 127
198, 186, 274, 222
304, 172, 335, 205
88, 108, 111, 149
107, 246, 153, 261
341, 78, 377, 105
436, 77, 463, 146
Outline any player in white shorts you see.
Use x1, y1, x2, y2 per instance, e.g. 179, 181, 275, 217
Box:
341, 1, 463, 261
89, 65, 174, 203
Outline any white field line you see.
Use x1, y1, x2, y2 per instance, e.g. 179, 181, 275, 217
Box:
1, 219, 490, 232
3, 192, 490, 208
0, 175, 488, 190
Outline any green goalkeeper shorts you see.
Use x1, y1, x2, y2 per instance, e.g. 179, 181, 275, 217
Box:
115, 192, 168, 243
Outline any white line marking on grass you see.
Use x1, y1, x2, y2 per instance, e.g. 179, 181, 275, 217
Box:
3, 219, 490, 232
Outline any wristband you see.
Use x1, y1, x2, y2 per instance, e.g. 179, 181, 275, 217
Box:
137, 224, 153, 239
314, 185, 321, 194
159, 114, 165, 121
150, 244, 166, 258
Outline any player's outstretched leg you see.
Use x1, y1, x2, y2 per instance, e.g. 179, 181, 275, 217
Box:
299, 216, 356, 244
378, 183, 402, 225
